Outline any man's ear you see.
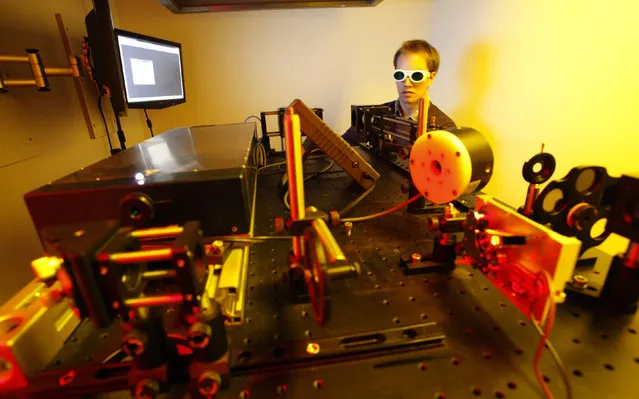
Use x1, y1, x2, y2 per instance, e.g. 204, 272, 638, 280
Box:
430, 71, 437, 80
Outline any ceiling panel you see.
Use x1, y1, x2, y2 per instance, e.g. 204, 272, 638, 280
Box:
158, 0, 385, 13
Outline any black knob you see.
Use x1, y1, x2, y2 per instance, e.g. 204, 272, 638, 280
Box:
119, 193, 155, 228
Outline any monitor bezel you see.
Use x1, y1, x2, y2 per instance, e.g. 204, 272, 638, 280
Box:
113, 28, 186, 110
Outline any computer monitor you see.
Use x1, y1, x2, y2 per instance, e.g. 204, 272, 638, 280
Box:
114, 29, 185, 109
85, 7, 127, 113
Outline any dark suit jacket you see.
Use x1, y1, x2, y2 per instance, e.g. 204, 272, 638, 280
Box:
342, 100, 456, 145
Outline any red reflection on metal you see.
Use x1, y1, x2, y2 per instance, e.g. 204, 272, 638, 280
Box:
490, 235, 502, 247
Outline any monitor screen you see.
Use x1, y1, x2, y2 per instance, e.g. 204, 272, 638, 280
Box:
114, 29, 185, 109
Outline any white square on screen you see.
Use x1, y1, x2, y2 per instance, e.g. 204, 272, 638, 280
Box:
130, 58, 156, 85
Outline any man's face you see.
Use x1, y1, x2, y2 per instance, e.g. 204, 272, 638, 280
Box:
395, 52, 435, 106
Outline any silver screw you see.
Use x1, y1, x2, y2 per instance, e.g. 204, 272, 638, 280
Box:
211, 240, 225, 255
343, 222, 353, 236
572, 275, 588, 289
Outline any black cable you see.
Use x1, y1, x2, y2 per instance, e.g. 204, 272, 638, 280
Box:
338, 181, 377, 217
143, 108, 154, 137
113, 111, 126, 150
283, 159, 335, 210
243, 115, 262, 139
254, 140, 267, 167
97, 93, 113, 153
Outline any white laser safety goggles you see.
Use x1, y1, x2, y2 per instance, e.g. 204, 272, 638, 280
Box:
393, 69, 431, 83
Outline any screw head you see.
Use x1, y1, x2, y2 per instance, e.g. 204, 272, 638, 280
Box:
211, 240, 225, 255
274, 218, 286, 234
31, 256, 63, 282
0, 358, 13, 378
135, 379, 160, 399
59, 370, 76, 386
122, 330, 147, 356
343, 221, 353, 236
198, 371, 222, 397
306, 342, 320, 355
400, 180, 410, 193
572, 275, 588, 288
188, 322, 212, 349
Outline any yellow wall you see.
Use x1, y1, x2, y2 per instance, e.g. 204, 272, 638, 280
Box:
2, 0, 637, 303
109, 0, 439, 133
112, 0, 639, 206
427, 0, 639, 205
0, 0, 148, 303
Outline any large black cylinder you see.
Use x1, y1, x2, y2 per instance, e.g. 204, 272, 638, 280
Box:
409, 127, 494, 204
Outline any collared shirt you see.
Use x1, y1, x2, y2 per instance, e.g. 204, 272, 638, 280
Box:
392, 99, 456, 130
394, 99, 420, 120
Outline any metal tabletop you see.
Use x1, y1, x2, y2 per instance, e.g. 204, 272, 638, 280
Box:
222, 149, 639, 399
47, 148, 639, 399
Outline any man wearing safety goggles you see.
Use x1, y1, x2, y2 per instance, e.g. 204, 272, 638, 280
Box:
343, 40, 456, 145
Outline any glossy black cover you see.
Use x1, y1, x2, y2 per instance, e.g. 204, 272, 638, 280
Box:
25, 124, 257, 239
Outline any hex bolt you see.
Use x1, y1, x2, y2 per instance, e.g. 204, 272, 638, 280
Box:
198, 371, 221, 397
0, 358, 13, 379
188, 322, 212, 349
274, 218, 286, 234
135, 379, 160, 399
31, 256, 63, 282
400, 179, 410, 193
122, 330, 147, 357
210, 240, 225, 256
572, 275, 588, 289
343, 222, 353, 237
427, 217, 440, 231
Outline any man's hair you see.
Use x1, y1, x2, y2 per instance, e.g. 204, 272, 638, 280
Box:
393, 40, 440, 73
